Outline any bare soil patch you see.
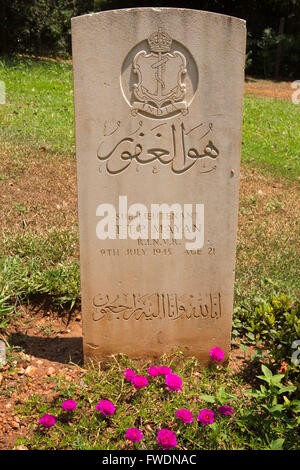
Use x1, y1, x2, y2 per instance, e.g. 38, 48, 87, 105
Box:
0, 142, 77, 237
0, 304, 84, 450
244, 76, 295, 101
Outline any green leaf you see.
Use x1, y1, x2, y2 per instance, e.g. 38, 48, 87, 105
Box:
261, 364, 273, 378
246, 332, 255, 341
257, 375, 271, 383
199, 394, 216, 403
278, 385, 297, 394
269, 404, 284, 413
290, 400, 300, 412
260, 384, 267, 394
216, 386, 225, 401
271, 374, 284, 384
270, 438, 284, 450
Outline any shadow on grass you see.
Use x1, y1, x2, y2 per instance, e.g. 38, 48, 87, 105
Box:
230, 345, 270, 389
25, 294, 81, 325
9, 332, 83, 366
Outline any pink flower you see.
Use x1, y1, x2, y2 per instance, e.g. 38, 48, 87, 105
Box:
61, 399, 77, 412
131, 375, 148, 389
123, 368, 136, 381
157, 429, 177, 450
175, 409, 194, 423
217, 405, 233, 416
209, 347, 225, 362
125, 428, 143, 442
148, 365, 159, 377
197, 409, 215, 425
279, 361, 288, 374
96, 400, 116, 416
39, 414, 55, 427
157, 366, 172, 376
165, 373, 182, 391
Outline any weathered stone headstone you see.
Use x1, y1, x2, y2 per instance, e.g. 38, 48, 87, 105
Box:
0, 339, 6, 365
72, 8, 246, 364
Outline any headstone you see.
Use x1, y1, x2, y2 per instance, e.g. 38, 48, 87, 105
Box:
72, 8, 246, 364
0, 339, 6, 365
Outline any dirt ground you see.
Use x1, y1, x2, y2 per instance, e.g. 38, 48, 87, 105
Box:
0, 79, 296, 450
0, 305, 84, 450
244, 76, 295, 101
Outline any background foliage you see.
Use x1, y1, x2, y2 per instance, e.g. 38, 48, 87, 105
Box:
0, 0, 299, 78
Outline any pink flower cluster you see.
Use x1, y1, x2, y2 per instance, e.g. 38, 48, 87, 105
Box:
217, 405, 234, 416
209, 347, 225, 362
157, 429, 177, 450
38, 346, 231, 449
39, 399, 78, 428
123, 365, 183, 392
132, 375, 148, 389
175, 409, 194, 423
123, 369, 148, 389
165, 373, 182, 391
39, 414, 56, 427
125, 428, 143, 442
148, 365, 159, 376
61, 399, 78, 412
197, 409, 215, 425
175, 404, 234, 426
197, 405, 234, 424
123, 368, 135, 381
125, 427, 178, 449
157, 366, 172, 376
96, 400, 116, 416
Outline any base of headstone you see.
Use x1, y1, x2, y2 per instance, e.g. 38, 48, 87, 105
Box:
83, 342, 230, 367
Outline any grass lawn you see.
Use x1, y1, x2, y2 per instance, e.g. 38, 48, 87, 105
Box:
0, 55, 299, 308
242, 95, 300, 179
0, 56, 299, 178
0, 55, 299, 450
0, 56, 74, 155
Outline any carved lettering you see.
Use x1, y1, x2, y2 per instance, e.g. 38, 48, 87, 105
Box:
97, 120, 219, 175
92, 292, 222, 321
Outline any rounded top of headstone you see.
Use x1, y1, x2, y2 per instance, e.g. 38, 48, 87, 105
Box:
71, 8, 246, 28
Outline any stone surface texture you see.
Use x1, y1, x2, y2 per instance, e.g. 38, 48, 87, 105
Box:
72, 8, 246, 363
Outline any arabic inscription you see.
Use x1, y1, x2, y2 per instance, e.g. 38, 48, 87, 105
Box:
92, 292, 222, 322
97, 120, 219, 175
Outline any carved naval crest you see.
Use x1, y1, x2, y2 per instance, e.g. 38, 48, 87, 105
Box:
131, 29, 188, 118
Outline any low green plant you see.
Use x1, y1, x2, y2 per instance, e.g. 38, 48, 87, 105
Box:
0, 229, 80, 310
0, 291, 16, 333
248, 364, 297, 411
235, 294, 300, 390
13, 352, 299, 450
244, 364, 299, 449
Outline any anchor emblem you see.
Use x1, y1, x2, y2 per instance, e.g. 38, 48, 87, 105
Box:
131, 29, 188, 118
